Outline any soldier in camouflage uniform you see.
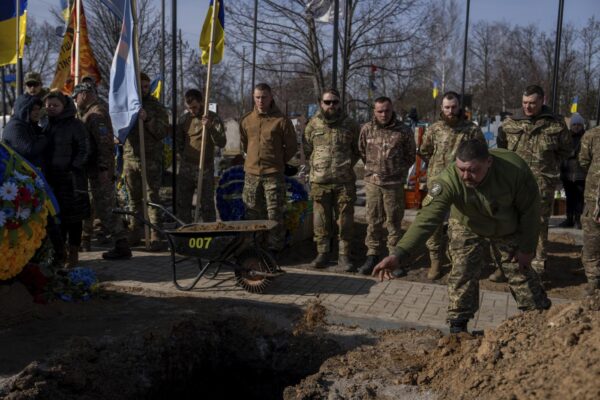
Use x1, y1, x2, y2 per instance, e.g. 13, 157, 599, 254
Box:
357, 96, 416, 275
498, 85, 572, 275
176, 89, 226, 223
579, 126, 600, 295
123, 72, 169, 251
304, 89, 361, 270
373, 140, 551, 333
419, 91, 485, 280
240, 83, 297, 252
72, 83, 132, 259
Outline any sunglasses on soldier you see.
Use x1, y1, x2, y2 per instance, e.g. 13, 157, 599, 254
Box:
322, 99, 339, 105
26, 82, 40, 87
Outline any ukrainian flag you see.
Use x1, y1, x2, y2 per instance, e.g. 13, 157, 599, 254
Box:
0, 0, 28, 67
200, 0, 225, 65
432, 80, 439, 99
60, 0, 71, 22
570, 96, 578, 113
150, 75, 162, 100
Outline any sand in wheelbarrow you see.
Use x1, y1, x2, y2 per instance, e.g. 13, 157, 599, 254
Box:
177, 221, 271, 232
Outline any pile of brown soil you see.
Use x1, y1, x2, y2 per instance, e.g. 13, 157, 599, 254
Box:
286, 294, 600, 399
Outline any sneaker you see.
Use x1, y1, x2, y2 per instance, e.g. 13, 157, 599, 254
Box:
311, 253, 329, 268
358, 255, 379, 275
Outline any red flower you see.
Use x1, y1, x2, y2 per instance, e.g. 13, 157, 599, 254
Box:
32, 198, 39, 207
17, 187, 32, 202
6, 219, 21, 229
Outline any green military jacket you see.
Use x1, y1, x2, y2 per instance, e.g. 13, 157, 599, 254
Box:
304, 111, 360, 185
419, 114, 485, 183
579, 126, 600, 214
77, 99, 115, 175
177, 110, 226, 170
395, 149, 541, 258
498, 106, 571, 186
123, 94, 169, 160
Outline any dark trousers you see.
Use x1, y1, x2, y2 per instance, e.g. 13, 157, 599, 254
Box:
61, 221, 83, 247
563, 180, 585, 216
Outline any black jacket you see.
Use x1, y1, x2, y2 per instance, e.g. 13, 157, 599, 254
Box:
2, 94, 47, 167
43, 97, 91, 223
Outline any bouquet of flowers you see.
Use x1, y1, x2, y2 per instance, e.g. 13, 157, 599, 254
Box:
0, 143, 56, 280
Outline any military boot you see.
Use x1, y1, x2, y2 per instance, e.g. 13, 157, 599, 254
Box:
148, 231, 162, 252
488, 269, 507, 283
80, 237, 92, 252
102, 239, 133, 260
449, 318, 468, 334
574, 214, 582, 230
65, 245, 79, 269
392, 267, 407, 278
311, 253, 329, 268
558, 213, 574, 228
585, 280, 599, 296
358, 255, 379, 275
338, 254, 354, 272
427, 257, 442, 280
128, 226, 144, 247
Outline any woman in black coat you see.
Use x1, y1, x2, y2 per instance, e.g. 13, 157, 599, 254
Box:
43, 91, 91, 267
2, 94, 47, 168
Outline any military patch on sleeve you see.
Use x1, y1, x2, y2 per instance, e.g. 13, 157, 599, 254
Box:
422, 194, 434, 207
430, 182, 443, 196
98, 124, 108, 136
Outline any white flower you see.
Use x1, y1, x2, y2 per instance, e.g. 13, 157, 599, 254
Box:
0, 211, 5, 227
34, 176, 44, 188
0, 182, 18, 201
16, 207, 31, 220
13, 171, 30, 182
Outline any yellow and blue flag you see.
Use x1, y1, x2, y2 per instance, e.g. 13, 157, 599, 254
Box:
570, 96, 578, 113
200, 0, 225, 65
60, 0, 71, 22
432, 80, 439, 99
0, 0, 28, 67
150, 75, 162, 100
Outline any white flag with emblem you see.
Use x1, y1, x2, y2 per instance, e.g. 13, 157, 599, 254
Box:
305, 0, 344, 23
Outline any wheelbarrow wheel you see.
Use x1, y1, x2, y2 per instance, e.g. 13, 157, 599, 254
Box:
235, 249, 277, 294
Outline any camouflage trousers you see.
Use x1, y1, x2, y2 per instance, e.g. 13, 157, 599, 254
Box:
311, 183, 355, 255
425, 178, 447, 260
82, 174, 127, 242
582, 202, 600, 282
176, 161, 216, 223
123, 157, 162, 227
365, 182, 405, 256
446, 218, 550, 321
242, 172, 286, 251
532, 184, 555, 271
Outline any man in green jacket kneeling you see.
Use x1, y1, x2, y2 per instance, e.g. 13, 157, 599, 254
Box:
373, 139, 551, 334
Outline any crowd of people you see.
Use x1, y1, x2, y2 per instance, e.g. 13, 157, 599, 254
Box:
1, 74, 599, 333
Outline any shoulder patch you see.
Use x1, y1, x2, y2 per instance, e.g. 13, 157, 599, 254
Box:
430, 182, 443, 196
422, 194, 434, 207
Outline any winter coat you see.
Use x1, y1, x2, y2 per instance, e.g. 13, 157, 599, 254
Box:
1, 94, 48, 168
560, 131, 586, 182
43, 97, 90, 223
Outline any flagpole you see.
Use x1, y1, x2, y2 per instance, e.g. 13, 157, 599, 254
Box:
460, 0, 470, 108
332, 0, 340, 89
15, 0, 22, 96
194, 0, 219, 222
131, 0, 152, 249
251, 0, 258, 108
341, 0, 351, 109
551, 0, 565, 114
160, 0, 165, 105
171, 0, 178, 215
74, 0, 81, 85
1, 67, 6, 127
240, 46, 246, 114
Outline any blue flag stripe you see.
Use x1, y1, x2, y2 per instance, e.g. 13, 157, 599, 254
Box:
0, 0, 27, 21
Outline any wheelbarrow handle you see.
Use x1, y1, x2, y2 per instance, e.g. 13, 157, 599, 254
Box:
147, 202, 185, 226
111, 208, 165, 234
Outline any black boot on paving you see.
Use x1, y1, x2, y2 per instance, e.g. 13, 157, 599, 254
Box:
311, 253, 329, 268
449, 318, 469, 334
102, 239, 133, 260
338, 255, 354, 272
358, 255, 379, 275
559, 214, 574, 228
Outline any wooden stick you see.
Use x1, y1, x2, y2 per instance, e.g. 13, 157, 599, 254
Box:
194, 0, 219, 222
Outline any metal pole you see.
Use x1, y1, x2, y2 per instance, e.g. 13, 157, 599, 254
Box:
332, 0, 340, 90
74, 0, 81, 85
341, 0, 351, 109
460, 0, 470, 108
178, 29, 184, 107
15, 0, 22, 96
251, 0, 258, 103
171, 0, 178, 214
131, 0, 152, 249
240, 46, 246, 115
551, 0, 565, 114
160, 0, 165, 104
596, 76, 600, 127
2, 67, 6, 127
194, 0, 219, 222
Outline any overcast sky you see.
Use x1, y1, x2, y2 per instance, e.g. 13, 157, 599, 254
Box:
28, 0, 600, 46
